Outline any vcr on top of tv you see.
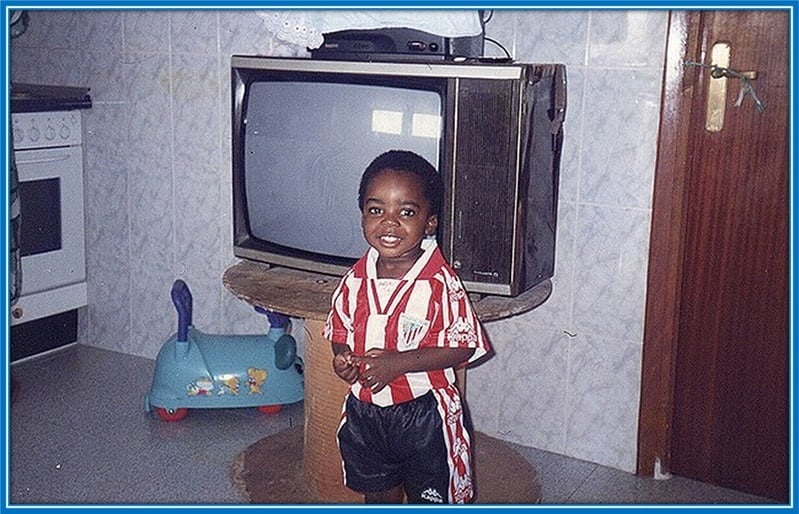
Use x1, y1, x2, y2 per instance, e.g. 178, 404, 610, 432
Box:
309, 27, 485, 62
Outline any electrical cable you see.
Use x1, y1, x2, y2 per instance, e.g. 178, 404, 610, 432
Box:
484, 36, 512, 60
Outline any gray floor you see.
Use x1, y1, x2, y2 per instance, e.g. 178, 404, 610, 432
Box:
8, 344, 780, 506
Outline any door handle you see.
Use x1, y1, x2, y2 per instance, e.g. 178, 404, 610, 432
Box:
697, 42, 761, 132
705, 42, 731, 132
15, 154, 72, 165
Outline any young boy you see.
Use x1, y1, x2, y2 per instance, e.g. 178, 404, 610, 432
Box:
324, 150, 491, 504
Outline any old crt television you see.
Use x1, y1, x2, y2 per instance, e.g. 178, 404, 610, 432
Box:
232, 55, 565, 297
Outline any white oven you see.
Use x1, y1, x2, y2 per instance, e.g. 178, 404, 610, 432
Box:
11, 110, 87, 326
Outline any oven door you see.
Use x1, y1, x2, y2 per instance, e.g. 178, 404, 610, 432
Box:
12, 145, 87, 325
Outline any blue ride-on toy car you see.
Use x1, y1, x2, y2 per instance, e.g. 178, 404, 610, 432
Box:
143, 279, 304, 421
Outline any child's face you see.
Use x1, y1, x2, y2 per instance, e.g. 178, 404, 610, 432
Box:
361, 168, 437, 276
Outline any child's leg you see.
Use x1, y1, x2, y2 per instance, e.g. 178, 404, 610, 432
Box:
365, 486, 404, 504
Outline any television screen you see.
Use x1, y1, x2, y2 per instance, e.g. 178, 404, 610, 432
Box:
243, 81, 441, 260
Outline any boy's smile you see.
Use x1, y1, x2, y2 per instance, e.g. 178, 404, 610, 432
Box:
361, 168, 437, 279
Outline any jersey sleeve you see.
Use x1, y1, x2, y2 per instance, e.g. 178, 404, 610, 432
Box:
323, 270, 354, 345
428, 268, 491, 364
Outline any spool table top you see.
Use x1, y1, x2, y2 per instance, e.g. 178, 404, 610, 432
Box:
223, 260, 552, 322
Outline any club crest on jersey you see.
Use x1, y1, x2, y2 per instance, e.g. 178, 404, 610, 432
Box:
398, 313, 430, 350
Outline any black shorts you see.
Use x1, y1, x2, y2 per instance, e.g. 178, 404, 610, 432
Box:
337, 388, 474, 504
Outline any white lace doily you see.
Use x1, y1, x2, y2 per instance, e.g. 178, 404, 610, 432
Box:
257, 10, 482, 50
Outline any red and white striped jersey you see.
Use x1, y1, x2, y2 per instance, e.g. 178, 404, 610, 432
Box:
324, 239, 490, 407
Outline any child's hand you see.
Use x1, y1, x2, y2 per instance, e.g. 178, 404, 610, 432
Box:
351, 349, 403, 394
332, 348, 361, 384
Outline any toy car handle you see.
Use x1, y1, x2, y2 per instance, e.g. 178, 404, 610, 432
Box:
253, 307, 297, 370
171, 279, 193, 342
254, 306, 290, 329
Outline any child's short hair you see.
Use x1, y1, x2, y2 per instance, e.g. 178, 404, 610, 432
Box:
358, 150, 444, 216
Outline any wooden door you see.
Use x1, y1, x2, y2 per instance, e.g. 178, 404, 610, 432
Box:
638, 10, 789, 502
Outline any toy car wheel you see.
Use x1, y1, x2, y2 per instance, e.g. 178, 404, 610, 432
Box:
155, 407, 188, 422
258, 405, 282, 415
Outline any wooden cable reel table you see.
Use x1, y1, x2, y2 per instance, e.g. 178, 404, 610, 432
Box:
223, 260, 551, 502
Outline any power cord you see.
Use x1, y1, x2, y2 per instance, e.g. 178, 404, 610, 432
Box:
485, 36, 512, 60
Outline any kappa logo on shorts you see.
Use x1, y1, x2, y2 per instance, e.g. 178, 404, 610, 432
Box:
421, 487, 444, 503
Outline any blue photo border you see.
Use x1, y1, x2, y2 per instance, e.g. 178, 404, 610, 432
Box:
0, 1, 795, 512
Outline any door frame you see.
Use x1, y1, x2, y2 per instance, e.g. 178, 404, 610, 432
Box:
636, 10, 699, 477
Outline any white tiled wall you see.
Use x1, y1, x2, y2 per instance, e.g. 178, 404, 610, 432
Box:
10, 9, 668, 473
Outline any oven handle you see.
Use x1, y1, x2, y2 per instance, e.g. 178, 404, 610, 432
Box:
14, 154, 72, 165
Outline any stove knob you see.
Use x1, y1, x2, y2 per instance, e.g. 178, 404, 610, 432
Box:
11, 306, 23, 320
